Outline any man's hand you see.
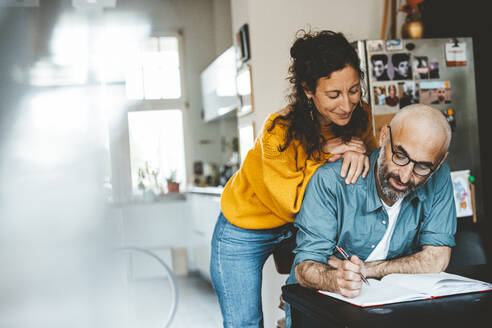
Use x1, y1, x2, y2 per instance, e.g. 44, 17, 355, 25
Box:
327, 254, 342, 269
333, 255, 366, 298
295, 255, 368, 299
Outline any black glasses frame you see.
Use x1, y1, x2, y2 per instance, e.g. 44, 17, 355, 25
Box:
387, 125, 437, 176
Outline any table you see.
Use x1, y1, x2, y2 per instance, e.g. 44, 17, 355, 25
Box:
282, 264, 492, 328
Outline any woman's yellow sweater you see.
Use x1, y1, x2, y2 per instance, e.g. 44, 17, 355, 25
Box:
221, 106, 378, 230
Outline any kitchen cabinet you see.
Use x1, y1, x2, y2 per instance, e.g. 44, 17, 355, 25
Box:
200, 47, 239, 122
188, 188, 222, 281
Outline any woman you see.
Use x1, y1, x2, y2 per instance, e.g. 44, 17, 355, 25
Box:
386, 84, 400, 107
210, 30, 378, 327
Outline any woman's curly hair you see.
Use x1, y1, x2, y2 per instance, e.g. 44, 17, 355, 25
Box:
269, 30, 369, 160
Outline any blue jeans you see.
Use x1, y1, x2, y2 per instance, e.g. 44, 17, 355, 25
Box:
210, 212, 295, 328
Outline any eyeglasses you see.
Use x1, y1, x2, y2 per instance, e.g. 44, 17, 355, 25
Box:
387, 125, 437, 176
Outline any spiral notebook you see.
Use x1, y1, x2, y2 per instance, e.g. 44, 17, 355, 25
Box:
318, 272, 492, 307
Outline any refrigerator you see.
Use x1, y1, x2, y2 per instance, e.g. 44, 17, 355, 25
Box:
354, 37, 483, 221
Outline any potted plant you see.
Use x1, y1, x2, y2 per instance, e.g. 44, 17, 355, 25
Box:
166, 170, 180, 193
137, 162, 160, 201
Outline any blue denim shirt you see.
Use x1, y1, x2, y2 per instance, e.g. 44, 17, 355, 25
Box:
288, 148, 457, 285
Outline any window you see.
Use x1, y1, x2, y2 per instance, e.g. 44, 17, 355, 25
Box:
126, 36, 182, 100
124, 34, 187, 199
127, 110, 186, 196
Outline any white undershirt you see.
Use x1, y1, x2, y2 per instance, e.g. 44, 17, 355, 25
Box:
365, 197, 403, 262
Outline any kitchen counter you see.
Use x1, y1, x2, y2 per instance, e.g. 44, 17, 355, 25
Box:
186, 185, 224, 196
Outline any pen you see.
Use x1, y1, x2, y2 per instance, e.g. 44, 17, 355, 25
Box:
335, 245, 370, 286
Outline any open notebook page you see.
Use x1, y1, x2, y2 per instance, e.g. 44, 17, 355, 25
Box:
318, 278, 429, 307
381, 272, 492, 296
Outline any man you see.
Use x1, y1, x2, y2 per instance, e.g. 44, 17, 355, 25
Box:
392, 53, 412, 80
399, 83, 416, 108
285, 104, 455, 326
371, 54, 390, 81
431, 87, 451, 104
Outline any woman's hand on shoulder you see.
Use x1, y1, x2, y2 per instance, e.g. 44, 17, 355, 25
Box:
323, 137, 366, 156
323, 137, 369, 184
336, 150, 370, 185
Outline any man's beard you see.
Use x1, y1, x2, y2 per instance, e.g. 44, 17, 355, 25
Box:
377, 146, 418, 202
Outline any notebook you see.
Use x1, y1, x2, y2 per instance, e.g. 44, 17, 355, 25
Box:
318, 272, 492, 307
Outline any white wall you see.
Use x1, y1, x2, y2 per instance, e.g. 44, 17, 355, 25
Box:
230, 1, 385, 326
232, 0, 385, 129
213, 0, 233, 55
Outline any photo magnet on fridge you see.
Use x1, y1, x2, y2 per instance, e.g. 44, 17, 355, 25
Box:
390, 53, 412, 80
429, 61, 440, 79
370, 54, 390, 81
385, 84, 400, 107
413, 56, 429, 79
419, 81, 451, 105
367, 40, 385, 52
373, 85, 387, 106
398, 81, 419, 108
385, 39, 403, 51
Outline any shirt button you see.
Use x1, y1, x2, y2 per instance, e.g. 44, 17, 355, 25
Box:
371, 245, 375, 248
382, 220, 387, 225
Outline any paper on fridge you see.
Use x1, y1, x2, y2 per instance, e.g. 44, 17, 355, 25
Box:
451, 169, 473, 217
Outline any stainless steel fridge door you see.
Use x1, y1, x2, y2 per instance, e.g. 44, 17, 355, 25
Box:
361, 37, 483, 219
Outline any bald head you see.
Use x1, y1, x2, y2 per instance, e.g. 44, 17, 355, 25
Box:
376, 104, 452, 204
390, 104, 451, 154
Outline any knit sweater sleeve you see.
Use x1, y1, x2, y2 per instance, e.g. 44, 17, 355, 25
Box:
249, 116, 330, 220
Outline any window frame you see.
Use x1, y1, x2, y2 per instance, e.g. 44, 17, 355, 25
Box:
126, 31, 187, 104
118, 31, 191, 202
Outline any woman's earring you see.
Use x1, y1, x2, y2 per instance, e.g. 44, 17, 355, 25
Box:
359, 88, 366, 108
307, 98, 314, 121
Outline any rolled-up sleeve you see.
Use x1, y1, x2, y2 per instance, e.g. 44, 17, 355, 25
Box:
419, 164, 457, 247
293, 165, 339, 267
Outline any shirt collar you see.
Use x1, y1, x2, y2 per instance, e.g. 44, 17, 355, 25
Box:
367, 148, 425, 212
